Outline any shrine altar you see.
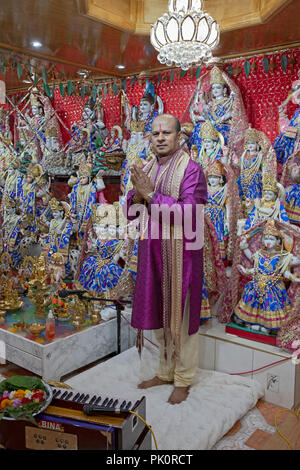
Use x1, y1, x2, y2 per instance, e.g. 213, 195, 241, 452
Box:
0, 297, 134, 381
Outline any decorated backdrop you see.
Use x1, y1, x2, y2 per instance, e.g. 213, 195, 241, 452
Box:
4, 47, 300, 147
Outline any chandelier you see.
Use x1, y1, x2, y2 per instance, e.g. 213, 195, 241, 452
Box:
150, 0, 220, 71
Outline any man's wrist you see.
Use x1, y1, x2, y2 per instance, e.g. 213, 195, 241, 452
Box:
132, 192, 143, 204
144, 191, 155, 203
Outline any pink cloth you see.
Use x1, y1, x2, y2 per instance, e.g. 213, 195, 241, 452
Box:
126, 157, 207, 335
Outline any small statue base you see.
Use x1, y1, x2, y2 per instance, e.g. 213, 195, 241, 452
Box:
226, 322, 277, 346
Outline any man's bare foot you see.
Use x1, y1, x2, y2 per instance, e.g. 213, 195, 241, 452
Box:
138, 376, 173, 389
168, 386, 190, 404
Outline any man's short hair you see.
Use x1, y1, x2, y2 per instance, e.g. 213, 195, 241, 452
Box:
152, 114, 181, 134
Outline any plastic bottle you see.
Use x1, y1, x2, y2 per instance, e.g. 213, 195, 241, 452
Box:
46, 309, 56, 340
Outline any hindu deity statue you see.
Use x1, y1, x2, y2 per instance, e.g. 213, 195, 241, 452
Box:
0, 133, 13, 174
42, 197, 74, 280
41, 126, 65, 175
16, 128, 39, 167
190, 65, 248, 156
196, 121, 225, 170
19, 163, 49, 235
68, 160, 106, 243
0, 106, 12, 142
76, 204, 125, 296
120, 120, 148, 196
16, 89, 63, 165
241, 175, 289, 233
280, 149, 300, 226
0, 195, 23, 268
180, 122, 194, 153
232, 219, 300, 334
98, 125, 123, 176
237, 126, 276, 216
204, 161, 230, 261
69, 97, 108, 157
0, 155, 23, 211
204, 160, 241, 263
101, 125, 123, 157
273, 78, 300, 165
125, 82, 163, 134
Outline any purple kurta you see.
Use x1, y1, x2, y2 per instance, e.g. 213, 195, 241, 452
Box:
126, 157, 207, 336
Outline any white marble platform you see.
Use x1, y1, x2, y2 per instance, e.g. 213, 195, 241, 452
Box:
197, 317, 300, 409
0, 311, 135, 381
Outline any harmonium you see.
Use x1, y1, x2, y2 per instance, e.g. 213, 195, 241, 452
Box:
0, 385, 151, 450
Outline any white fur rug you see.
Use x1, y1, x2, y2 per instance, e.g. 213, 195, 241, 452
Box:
65, 344, 264, 450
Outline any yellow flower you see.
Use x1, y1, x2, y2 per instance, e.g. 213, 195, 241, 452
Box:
0, 399, 12, 409
14, 390, 26, 399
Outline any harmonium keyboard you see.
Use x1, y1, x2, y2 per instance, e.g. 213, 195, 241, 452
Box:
0, 385, 151, 450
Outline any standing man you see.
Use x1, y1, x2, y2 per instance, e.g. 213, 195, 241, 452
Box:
125, 114, 207, 404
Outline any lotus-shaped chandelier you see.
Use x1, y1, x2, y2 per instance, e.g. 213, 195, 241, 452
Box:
150, 0, 220, 71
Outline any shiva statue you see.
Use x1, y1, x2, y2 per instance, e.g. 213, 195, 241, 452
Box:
42, 197, 74, 280
241, 175, 289, 233
123, 82, 164, 152
76, 204, 125, 296
280, 149, 300, 226
233, 219, 300, 334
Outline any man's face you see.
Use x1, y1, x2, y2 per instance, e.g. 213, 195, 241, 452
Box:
151, 116, 181, 157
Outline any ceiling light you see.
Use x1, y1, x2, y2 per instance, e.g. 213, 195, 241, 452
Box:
77, 69, 89, 76
115, 64, 125, 69
150, 0, 220, 71
31, 41, 42, 48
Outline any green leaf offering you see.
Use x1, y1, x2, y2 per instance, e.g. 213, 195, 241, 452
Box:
0, 375, 46, 393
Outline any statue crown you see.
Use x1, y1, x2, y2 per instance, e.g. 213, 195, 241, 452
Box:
78, 161, 92, 178
262, 175, 279, 193
210, 66, 226, 86
49, 197, 63, 212
200, 121, 219, 141
27, 163, 43, 179
206, 160, 224, 178
244, 126, 259, 143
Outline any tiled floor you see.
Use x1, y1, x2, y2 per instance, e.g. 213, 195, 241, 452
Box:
0, 359, 292, 450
